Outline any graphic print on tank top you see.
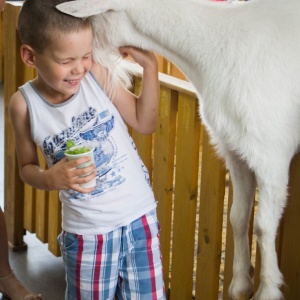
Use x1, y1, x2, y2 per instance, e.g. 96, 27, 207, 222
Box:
42, 107, 126, 199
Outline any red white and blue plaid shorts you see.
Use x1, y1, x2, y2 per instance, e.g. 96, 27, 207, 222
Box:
58, 210, 166, 300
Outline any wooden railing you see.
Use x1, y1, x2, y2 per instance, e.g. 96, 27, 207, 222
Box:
2, 2, 300, 299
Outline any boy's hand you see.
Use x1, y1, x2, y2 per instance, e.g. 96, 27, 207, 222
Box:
46, 157, 96, 193
119, 46, 158, 70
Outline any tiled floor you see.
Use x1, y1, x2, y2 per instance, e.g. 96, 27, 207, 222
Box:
0, 83, 66, 300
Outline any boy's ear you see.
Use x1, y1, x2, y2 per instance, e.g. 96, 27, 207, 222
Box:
20, 45, 36, 68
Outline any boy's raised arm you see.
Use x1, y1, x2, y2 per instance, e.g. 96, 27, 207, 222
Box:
106, 47, 159, 134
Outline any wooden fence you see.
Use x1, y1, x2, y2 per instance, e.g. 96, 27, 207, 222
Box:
2, 2, 300, 299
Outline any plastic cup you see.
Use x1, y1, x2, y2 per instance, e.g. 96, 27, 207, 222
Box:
64, 145, 96, 188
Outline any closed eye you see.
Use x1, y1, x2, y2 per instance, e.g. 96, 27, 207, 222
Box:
58, 60, 71, 65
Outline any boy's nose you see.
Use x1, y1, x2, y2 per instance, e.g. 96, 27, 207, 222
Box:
72, 62, 85, 74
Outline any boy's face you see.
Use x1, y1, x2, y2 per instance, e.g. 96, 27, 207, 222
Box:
33, 27, 93, 102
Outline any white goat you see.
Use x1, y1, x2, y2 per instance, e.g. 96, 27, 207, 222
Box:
57, 0, 300, 299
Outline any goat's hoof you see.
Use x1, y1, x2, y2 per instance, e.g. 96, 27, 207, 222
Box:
253, 285, 284, 300
229, 277, 253, 300
229, 293, 253, 300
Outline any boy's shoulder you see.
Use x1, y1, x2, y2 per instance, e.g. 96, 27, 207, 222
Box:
9, 88, 28, 116
10, 88, 25, 103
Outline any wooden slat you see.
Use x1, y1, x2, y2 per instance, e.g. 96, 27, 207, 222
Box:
152, 87, 177, 294
157, 55, 186, 80
195, 129, 226, 300
23, 184, 36, 232
3, 2, 26, 250
48, 190, 61, 256
123, 61, 196, 96
280, 153, 300, 299
0, 12, 3, 82
35, 149, 49, 243
35, 190, 48, 242
170, 93, 200, 299
131, 131, 153, 176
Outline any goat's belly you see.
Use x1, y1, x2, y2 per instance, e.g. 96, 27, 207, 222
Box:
201, 113, 240, 155
200, 104, 243, 142
202, 103, 300, 169
200, 103, 264, 162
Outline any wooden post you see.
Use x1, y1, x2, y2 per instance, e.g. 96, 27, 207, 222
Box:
3, 2, 36, 250
3, 2, 26, 251
0, 12, 3, 82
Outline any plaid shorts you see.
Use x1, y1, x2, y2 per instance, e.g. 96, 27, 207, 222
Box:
58, 210, 166, 300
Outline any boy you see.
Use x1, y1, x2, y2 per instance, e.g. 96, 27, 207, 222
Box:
10, 0, 165, 299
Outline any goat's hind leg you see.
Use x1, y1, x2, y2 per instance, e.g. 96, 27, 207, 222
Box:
227, 154, 256, 300
253, 161, 289, 300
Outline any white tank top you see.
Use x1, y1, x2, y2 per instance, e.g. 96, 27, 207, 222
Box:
20, 72, 156, 235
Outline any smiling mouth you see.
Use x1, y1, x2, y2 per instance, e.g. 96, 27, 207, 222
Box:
65, 79, 80, 85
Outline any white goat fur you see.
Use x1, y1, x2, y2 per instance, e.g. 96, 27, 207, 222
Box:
57, 0, 300, 299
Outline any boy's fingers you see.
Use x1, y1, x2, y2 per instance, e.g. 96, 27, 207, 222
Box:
75, 166, 96, 177
67, 156, 91, 167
